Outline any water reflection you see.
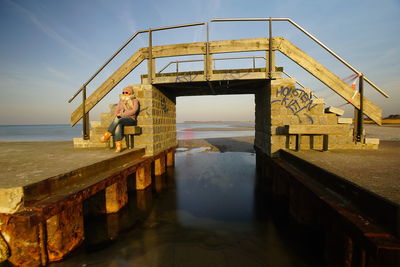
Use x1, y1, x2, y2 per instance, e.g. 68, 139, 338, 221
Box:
49, 151, 322, 267
175, 152, 256, 225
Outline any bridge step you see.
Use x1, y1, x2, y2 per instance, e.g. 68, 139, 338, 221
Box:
325, 106, 345, 116
277, 37, 382, 124
338, 118, 353, 124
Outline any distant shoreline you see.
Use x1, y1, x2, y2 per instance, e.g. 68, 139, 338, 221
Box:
180, 121, 254, 124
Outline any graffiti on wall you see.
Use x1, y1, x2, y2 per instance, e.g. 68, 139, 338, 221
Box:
222, 71, 250, 80
176, 74, 198, 83
271, 86, 317, 115
160, 97, 169, 114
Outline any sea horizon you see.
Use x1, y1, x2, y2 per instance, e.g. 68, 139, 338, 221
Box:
0, 122, 255, 142
0, 121, 255, 126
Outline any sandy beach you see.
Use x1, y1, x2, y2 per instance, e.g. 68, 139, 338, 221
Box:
178, 124, 400, 152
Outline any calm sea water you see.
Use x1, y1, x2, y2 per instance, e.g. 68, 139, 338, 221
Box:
0, 123, 254, 141
48, 151, 322, 267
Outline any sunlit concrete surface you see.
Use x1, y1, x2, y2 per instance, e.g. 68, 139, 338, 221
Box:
0, 141, 136, 188
0, 141, 144, 213
287, 140, 400, 204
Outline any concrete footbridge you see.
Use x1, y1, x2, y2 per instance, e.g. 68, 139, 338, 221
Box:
68, 18, 388, 157
1, 18, 398, 267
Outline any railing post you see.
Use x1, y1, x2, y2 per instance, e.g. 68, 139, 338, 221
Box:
268, 18, 273, 79
147, 29, 154, 84
356, 74, 364, 142
82, 86, 90, 140
204, 22, 212, 81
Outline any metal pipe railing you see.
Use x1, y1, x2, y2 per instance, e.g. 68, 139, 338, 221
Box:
69, 22, 206, 103
268, 17, 273, 79
157, 56, 312, 97
69, 17, 388, 138
68, 22, 206, 138
211, 17, 389, 98
158, 56, 312, 95
158, 56, 267, 74
68, 30, 148, 104
282, 71, 307, 90
149, 22, 205, 32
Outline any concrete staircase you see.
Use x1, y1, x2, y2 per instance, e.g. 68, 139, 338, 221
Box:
270, 78, 379, 153
73, 104, 119, 148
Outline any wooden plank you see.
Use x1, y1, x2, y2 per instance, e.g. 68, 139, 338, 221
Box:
287, 124, 350, 135
151, 41, 205, 58
124, 126, 142, 135
70, 49, 146, 126
210, 72, 266, 81
150, 37, 283, 58
278, 38, 382, 125
210, 37, 282, 54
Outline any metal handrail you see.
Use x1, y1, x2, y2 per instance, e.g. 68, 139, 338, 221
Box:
157, 56, 310, 93
158, 56, 267, 73
68, 30, 147, 104
211, 18, 389, 98
69, 17, 388, 138
281, 71, 306, 89
68, 22, 206, 103
68, 22, 206, 139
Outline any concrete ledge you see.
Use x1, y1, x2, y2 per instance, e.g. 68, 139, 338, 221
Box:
0, 147, 145, 214
325, 106, 344, 116
256, 148, 400, 265
0, 146, 176, 266
285, 124, 350, 135
365, 138, 380, 145
279, 149, 400, 238
0, 188, 24, 214
124, 126, 142, 135
338, 117, 353, 124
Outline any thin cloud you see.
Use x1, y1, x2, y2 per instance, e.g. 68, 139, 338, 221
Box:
191, 0, 223, 42
45, 66, 72, 81
6, 0, 94, 62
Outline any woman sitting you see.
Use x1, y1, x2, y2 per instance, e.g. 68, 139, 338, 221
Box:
100, 85, 139, 152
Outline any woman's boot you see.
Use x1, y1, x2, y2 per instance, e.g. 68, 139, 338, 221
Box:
100, 132, 112, 142
115, 141, 123, 152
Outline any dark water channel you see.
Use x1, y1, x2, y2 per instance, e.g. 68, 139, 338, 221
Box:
51, 150, 324, 267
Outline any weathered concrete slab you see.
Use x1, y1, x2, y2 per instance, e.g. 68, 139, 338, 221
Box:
278, 140, 400, 242
0, 141, 145, 213
283, 141, 400, 205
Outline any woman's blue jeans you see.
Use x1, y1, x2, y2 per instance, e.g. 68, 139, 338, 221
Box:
108, 116, 137, 141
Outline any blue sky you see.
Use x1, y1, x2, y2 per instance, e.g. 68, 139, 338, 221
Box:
0, 0, 399, 124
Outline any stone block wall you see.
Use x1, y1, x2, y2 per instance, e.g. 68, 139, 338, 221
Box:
132, 84, 177, 156
270, 78, 355, 154
73, 84, 177, 156
255, 78, 377, 157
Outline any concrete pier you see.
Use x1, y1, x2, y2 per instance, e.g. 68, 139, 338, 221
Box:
255, 141, 400, 267
0, 141, 176, 266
